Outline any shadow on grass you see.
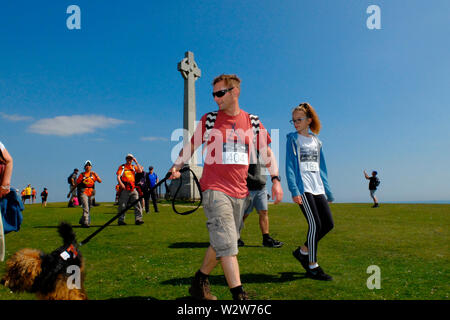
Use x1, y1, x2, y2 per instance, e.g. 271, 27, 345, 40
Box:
169, 242, 210, 249
161, 272, 306, 287
106, 296, 159, 301
33, 225, 127, 229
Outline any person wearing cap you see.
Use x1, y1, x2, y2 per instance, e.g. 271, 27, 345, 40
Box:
116, 154, 144, 225
77, 160, 102, 227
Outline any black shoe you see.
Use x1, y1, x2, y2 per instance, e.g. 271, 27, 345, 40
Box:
263, 237, 284, 248
135, 220, 144, 225
237, 239, 245, 247
372, 203, 380, 208
118, 221, 127, 226
306, 266, 333, 281
293, 247, 309, 272
80, 223, 89, 228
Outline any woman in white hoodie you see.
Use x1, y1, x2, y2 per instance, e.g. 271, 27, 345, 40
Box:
285, 103, 335, 281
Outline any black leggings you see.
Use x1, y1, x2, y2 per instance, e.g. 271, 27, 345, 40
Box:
299, 193, 334, 264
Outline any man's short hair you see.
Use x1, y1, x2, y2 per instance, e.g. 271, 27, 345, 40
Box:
212, 74, 241, 90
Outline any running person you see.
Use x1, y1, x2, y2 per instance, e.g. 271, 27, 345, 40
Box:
286, 102, 335, 281
77, 160, 102, 227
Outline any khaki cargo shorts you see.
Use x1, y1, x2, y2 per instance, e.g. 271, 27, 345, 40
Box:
202, 189, 250, 258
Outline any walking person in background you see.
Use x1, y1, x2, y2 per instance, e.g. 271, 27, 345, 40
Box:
77, 160, 102, 227
144, 166, 159, 213
116, 154, 144, 225
41, 188, 48, 207
286, 102, 335, 281
239, 160, 283, 248
67, 168, 79, 207
364, 170, 380, 208
31, 188, 36, 204
24, 184, 32, 205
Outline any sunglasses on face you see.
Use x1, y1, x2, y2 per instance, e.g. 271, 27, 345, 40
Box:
212, 87, 234, 98
289, 117, 308, 124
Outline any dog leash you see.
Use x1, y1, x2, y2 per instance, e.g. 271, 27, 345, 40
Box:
78, 167, 202, 246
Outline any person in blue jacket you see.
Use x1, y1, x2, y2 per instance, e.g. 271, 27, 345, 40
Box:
286, 102, 335, 281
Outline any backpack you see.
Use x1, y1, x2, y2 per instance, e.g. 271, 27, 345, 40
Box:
375, 177, 381, 187
67, 173, 75, 184
203, 111, 260, 143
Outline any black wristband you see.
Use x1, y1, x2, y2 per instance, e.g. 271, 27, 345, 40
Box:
271, 176, 281, 183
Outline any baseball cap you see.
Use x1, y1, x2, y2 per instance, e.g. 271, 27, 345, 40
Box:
85, 160, 92, 166
126, 154, 134, 159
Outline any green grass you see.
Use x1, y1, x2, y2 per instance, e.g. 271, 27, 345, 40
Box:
1, 202, 448, 300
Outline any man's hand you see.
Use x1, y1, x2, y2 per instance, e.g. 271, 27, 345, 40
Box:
271, 180, 283, 204
169, 167, 181, 180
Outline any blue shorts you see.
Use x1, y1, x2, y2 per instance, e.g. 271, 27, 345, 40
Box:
370, 190, 377, 197
244, 189, 268, 215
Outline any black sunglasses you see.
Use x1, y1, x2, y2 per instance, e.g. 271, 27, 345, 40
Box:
212, 87, 234, 98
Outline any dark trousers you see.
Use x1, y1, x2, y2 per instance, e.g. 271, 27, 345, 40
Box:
144, 188, 158, 213
298, 193, 334, 264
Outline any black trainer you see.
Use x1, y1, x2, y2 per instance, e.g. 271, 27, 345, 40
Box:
306, 266, 333, 281
292, 247, 309, 272
237, 239, 245, 247
233, 291, 249, 300
263, 237, 284, 248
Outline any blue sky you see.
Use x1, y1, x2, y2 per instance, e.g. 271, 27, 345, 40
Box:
1, 0, 449, 203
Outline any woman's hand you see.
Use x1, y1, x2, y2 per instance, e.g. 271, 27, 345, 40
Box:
292, 195, 302, 205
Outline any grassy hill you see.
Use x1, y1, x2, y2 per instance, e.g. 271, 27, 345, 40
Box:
1, 202, 448, 300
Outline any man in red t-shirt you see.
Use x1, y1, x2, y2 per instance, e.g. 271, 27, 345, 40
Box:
169, 74, 283, 300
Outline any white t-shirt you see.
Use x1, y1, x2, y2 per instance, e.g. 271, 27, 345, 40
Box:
296, 134, 325, 195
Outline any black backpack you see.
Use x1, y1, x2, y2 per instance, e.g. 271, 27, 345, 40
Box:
67, 173, 75, 184
375, 177, 381, 187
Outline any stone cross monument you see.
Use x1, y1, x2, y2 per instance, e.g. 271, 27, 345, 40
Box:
170, 51, 203, 200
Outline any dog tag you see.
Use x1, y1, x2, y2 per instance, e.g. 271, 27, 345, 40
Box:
60, 251, 70, 260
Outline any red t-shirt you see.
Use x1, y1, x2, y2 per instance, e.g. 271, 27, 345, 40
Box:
191, 109, 271, 199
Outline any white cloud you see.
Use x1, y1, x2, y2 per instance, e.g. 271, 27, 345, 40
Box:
141, 136, 169, 142
0, 112, 33, 122
28, 115, 127, 136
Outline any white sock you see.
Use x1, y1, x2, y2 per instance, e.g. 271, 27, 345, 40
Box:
309, 263, 319, 269
300, 249, 308, 256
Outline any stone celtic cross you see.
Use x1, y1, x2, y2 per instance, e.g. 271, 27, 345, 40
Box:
178, 51, 201, 166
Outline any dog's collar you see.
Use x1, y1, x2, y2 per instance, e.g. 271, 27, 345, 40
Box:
60, 244, 79, 261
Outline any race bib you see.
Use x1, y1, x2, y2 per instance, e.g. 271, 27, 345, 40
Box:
222, 143, 248, 165
301, 161, 319, 172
